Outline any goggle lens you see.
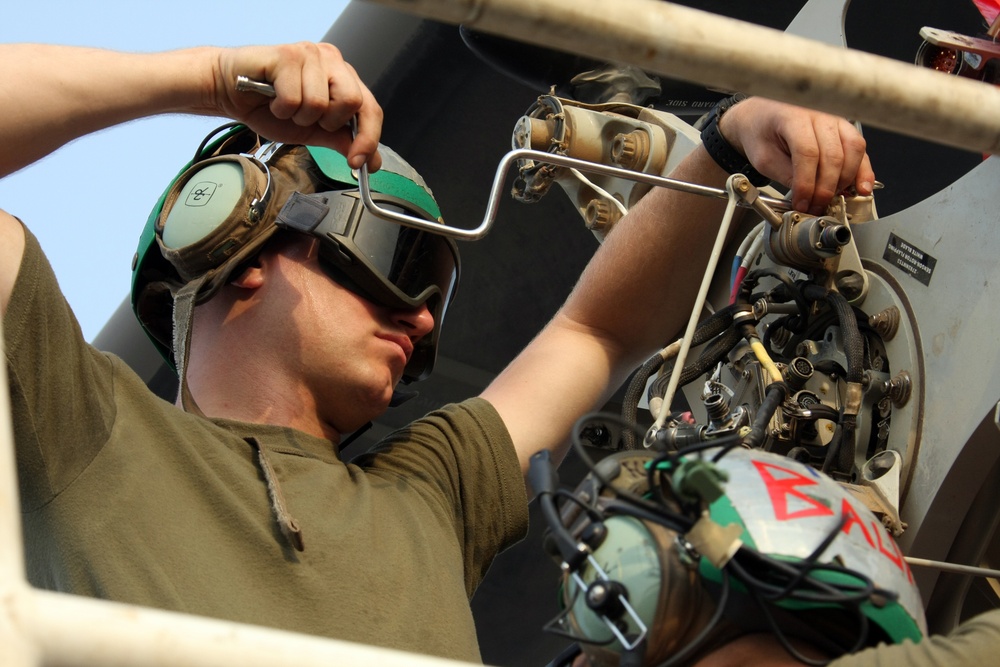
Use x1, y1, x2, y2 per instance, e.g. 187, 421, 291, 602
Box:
350, 202, 458, 307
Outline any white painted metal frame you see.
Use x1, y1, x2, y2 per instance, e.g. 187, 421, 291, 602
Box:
364, 0, 1000, 156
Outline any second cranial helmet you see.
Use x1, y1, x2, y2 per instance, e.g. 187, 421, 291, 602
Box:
537, 444, 925, 666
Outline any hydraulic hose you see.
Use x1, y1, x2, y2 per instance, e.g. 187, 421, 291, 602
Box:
621, 305, 738, 450
646, 327, 743, 411
803, 284, 865, 475
744, 381, 789, 449
622, 353, 668, 450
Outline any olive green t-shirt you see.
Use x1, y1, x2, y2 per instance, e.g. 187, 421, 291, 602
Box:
5, 228, 528, 662
828, 609, 1000, 666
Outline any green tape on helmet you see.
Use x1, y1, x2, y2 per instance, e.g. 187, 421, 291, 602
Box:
306, 145, 442, 220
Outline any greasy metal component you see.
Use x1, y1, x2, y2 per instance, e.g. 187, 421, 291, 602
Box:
611, 130, 650, 170
845, 478, 905, 537
509, 96, 778, 242
830, 191, 879, 228
584, 198, 621, 233
785, 357, 815, 392
511, 94, 679, 235
731, 175, 783, 229
869, 306, 901, 340
569, 63, 661, 105
765, 212, 851, 270
825, 195, 870, 303
511, 95, 567, 205
917, 27, 1000, 82
512, 116, 552, 151
885, 371, 912, 408
736, 188, 870, 304
704, 392, 731, 423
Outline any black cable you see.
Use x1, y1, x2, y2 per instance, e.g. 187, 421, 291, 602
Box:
650, 432, 745, 464
192, 121, 245, 160
543, 643, 583, 667
737, 556, 874, 664
742, 269, 810, 329
821, 422, 844, 474
761, 313, 795, 356
788, 403, 841, 423
622, 352, 665, 450
742, 580, 833, 667
554, 488, 605, 524
600, 498, 693, 534
570, 413, 688, 525
638, 305, 738, 412
730, 551, 876, 604
742, 382, 789, 449
758, 514, 849, 603
648, 327, 743, 403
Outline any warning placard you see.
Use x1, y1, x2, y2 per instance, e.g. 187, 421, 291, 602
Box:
883, 233, 936, 286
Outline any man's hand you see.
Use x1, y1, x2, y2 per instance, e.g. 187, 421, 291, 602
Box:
213, 42, 382, 171
718, 97, 874, 215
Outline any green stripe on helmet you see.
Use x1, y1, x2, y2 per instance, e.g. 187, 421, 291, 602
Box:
306, 145, 442, 220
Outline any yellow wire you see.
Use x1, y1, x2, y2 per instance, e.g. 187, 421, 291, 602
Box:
750, 338, 784, 384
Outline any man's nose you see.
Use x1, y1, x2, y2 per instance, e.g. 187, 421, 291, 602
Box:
391, 302, 434, 340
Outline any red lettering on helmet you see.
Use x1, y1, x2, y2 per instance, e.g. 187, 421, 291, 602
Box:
839, 498, 875, 548
869, 518, 913, 583
752, 460, 836, 521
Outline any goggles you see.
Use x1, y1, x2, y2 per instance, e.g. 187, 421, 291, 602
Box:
276, 189, 458, 315
140, 124, 459, 382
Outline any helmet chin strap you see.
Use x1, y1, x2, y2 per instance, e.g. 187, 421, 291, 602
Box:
171, 276, 209, 418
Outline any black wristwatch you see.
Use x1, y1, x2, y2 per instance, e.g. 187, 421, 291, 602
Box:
700, 93, 770, 187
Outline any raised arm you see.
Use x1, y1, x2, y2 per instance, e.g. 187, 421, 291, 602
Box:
0, 41, 382, 315
481, 96, 874, 478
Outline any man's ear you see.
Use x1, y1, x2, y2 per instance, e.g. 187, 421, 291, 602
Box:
230, 262, 265, 290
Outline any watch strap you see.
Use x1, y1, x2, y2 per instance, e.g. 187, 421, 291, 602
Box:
700, 94, 770, 187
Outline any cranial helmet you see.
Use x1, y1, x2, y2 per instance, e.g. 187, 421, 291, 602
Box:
131, 124, 460, 388
541, 445, 925, 666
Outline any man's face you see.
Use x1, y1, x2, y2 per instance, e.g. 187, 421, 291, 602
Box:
257, 236, 434, 434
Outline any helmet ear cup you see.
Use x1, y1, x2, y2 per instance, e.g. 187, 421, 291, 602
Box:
160, 162, 247, 249
558, 451, 724, 667
132, 144, 329, 367
565, 514, 722, 667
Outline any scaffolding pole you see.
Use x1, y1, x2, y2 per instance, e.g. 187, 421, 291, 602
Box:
362, 0, 1000, 155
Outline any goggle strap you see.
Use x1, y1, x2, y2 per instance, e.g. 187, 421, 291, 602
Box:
275, 191, 331, 234
173, 277, 209, 418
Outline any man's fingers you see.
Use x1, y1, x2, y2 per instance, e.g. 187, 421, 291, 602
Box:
217, 42, 383, 167
787, 131, 820, 214
838, 121, 874, 195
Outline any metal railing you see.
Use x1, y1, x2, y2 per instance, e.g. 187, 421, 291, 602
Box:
363, 0, 1000, 156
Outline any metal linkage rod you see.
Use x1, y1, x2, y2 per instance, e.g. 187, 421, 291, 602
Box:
362, 0, 1000, 155
905, 556, 1000, 580
359, 147, 791, 239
